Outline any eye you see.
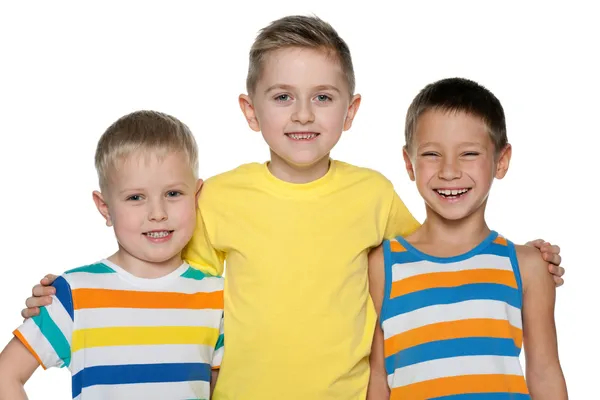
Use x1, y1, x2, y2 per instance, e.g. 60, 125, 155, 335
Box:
275, 94, 291, 102
315, 94, 332, 102
462, 152, 480, 157
421, 152, 440, 157
126, 194, 142, 201
166, 191, 182, 197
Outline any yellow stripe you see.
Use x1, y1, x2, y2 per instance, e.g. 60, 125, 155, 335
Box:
72, 326, 218, 352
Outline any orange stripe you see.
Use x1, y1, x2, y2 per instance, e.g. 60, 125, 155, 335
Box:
72, 288, 223, 310
390, 374, 528, 399
390, 240, 406, 252
384, 318, 522, 357
14, 330, 47, 370
391, 269, 517, 298
494, 236, 508, 246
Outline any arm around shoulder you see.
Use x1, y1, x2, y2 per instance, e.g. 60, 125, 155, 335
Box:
367, 245, 390, 399
516, 245, 568, 399
0, 337, 40, 399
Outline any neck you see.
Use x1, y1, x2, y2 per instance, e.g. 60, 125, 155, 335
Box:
108, 248, 183, 278
417, 203, 491, 250
268, 150, 331, 183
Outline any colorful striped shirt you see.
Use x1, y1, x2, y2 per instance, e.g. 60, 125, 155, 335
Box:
14, 260, 224, 400
381, 231, 530, 399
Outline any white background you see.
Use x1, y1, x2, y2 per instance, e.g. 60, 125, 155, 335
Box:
0, 1, 596, 398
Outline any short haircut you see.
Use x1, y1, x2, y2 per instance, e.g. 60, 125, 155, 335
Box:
246, 15, 355, 95
95, 110, 198, 192
405, 77, 507, 153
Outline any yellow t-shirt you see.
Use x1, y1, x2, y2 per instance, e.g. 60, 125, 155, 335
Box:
183, 160, 420, 399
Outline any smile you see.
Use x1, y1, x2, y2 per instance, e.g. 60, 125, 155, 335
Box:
285, 132, 319, 141
143, 230, 173, 238
434, 188, 471, 198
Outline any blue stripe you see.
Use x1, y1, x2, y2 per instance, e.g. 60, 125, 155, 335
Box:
384, 283, 521, 316
394, 231, 499, 263
387, 247, 425, 264
52, 276, 74, 321
385, 337, 521, 371
433, 393, 530, 400
507, 240, 524, 309
381, 239, 393, 325
71, 363, 211, 398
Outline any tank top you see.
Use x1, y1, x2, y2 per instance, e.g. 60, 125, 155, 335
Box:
381, 230, 530, 399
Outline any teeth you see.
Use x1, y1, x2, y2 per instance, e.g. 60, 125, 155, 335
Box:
146, 231, 170, 238
436, 188, 469, 196
288, 133, 317, 140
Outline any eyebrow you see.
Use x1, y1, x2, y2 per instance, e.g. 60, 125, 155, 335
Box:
264, 84, 341, 95
118, 182, 191, 195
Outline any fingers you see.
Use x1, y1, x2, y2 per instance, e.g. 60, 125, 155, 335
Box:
542, 252, 562, 267
25, 295, 53, 309
40, 274, 58, 285
553, 276, 564, 287
540, 243, 560, 254
32, 284, 55, 297
527, 239, 545, 248
21, 307, 40, 319
548, 264, 565, 277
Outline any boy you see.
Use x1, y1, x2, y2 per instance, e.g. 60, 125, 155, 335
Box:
0, 111, 225, 399
367, 78, 568, 399
20, 16, 564, 400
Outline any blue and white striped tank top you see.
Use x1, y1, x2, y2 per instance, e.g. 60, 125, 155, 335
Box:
380, 230, 530, 399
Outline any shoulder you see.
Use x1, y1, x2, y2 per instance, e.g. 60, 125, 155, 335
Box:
333, 160, 394, 190
62, 261, 117, 289
514, 244, 550, 289
179, 266, 225, 291
203, 163, 263, 189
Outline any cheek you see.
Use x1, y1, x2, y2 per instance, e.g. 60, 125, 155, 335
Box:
112, 207, 144, 232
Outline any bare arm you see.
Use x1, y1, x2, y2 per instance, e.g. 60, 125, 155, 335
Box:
517, 245, 568, 399
210, 369, 219, 397
367, 245, 389, 400
0, 337, 40, 400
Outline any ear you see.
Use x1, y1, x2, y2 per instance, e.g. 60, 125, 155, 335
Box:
239, 94, 260, 132
403, 146, 416, 181
495, 143, 512, 179
195, 179, 204, 204
343, 94, 362, 131
92, 191, 112, 227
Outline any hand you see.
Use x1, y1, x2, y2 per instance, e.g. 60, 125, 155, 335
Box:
526, 239, 565, 287
20, 274, 58, 319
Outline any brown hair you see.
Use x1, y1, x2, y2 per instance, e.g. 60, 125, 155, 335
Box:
405, 77, 507, 154
246, 15, 355, 96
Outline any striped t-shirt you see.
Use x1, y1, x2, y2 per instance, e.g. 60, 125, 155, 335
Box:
381, 231, 530, 399
14, 260, 224, 400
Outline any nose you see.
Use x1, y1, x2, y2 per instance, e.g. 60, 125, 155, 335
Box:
148, 198, 168, 222
438, 157, 462, 180
291, 98, 315, 124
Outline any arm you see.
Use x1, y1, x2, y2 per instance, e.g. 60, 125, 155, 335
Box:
517, 245, 568, 399
366, 246, 389, 400
525, 239, 565, 287
383, 190, 421, 240
0, 338, 39, 400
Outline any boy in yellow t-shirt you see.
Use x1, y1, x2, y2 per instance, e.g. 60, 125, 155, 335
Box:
21, 15, 564, 400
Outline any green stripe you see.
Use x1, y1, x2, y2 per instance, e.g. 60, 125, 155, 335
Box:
215, 334, 224, 351
32, 307, 71, 367
180, 267, 208, 280
65, 263, 115, 274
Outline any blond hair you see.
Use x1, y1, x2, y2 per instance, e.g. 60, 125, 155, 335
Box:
95, 110, 198, 192
246, 15, 355, 96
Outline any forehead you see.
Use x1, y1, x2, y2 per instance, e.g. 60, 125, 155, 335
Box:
414, 109, 491, 146
257, 47, 347, 90
108, 150, 195, 187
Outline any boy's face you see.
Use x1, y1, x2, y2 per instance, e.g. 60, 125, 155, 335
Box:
94, 151, 201, 267
403, 110, 511, 221
240, 47, 360, 170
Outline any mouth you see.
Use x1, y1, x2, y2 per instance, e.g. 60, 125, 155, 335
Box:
285, 132, 320, 141
143, 230, 174, 240
434, 188, 471, 200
